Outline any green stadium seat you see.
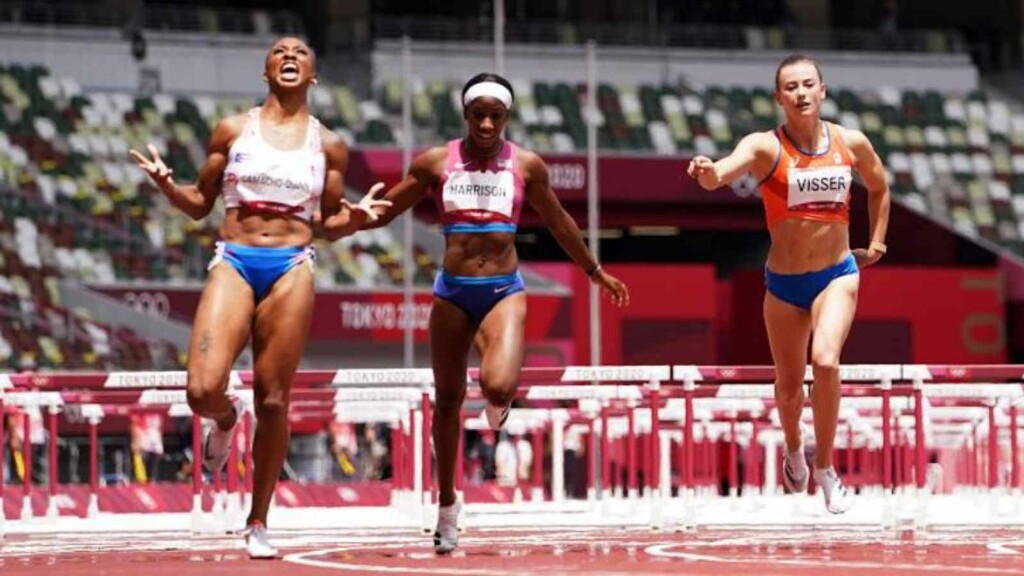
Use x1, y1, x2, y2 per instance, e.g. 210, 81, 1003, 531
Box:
946, 126, 968, 152
905, 125, 925, 152
993, 147, 1012, 177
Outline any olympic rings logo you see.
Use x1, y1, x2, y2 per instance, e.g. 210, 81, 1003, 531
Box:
121, 292, 171, 319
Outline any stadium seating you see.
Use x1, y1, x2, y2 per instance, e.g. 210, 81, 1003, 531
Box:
5, 60, 1024, 295
0, 209, 183, 370
0, 62, 449, 368
4, 58, 1019, 266
0, 63, 439, 290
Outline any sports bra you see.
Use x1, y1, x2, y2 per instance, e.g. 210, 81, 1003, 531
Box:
433, 139, 525, 234
758, 121, 855, 229
221, 107, 325, 222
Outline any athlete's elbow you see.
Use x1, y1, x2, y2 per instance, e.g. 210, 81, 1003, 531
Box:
183, 205, 212, 221
323, 227, 347, 242
323, 218, 358, 241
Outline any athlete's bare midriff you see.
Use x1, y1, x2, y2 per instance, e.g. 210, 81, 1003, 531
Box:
219, 207, 313, 247
443, 232, 518, 276
766, 218, 850, 274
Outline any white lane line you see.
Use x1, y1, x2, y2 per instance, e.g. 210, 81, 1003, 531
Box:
987, 541, 1024, 555
285, 547, 505, 575
285, 545, 660, 576
644, 544, 1024, 574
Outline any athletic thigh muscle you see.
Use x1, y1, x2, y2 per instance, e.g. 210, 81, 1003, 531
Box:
251, 263, 315, 397
763, 291, 812, 388
430, 298, 476, 404
475, 293, 526, 390
810, 274, 859, 363
188, 264, 255, 391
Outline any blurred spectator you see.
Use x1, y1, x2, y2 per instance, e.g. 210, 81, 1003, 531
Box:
465, 429, 496, 482
494, 431, 517, 486
328, 419, 359, 480
5, 406, 48, 485
130, 411, 164, 484
359, 424, 389, 481
563, 425, 585, 498
516, 433, 534, 483
173, 415, 195, 483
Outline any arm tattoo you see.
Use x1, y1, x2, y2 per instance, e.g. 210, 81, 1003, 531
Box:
198, 330, 213, 356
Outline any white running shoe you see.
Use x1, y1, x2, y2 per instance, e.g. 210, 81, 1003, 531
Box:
484, 402, 511, 431
203, 397, 242, 473
433, 501, 461, 554
782, 448, 809, 494
244, 520, 278, 559
814, 467, 853, 514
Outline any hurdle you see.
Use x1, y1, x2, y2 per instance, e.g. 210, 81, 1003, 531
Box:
0, 364, 1021, 537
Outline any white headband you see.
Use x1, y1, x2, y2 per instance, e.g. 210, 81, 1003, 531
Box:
463, 81, 513, 109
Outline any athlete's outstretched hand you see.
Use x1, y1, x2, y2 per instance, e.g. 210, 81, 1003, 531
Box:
128, 144, 176, 195
593, 269, 630, 307
343, 182, 393, 223
687, 155, 717, 189
852, 247, 883, 269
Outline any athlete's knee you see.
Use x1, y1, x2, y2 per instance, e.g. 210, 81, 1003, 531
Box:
435, 385, 465, 415
810, 350, 840, 379
186, 373, 228, 415
774, 383, 804, 409
480, 374, 517, 407
254, 385, 290, 421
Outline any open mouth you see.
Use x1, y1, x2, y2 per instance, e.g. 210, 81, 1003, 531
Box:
280, 62, 300, 82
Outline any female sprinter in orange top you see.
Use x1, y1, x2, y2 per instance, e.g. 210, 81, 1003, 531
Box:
688, 55, 890, 513
130, 37, 388, 557
340, 73, 629, 551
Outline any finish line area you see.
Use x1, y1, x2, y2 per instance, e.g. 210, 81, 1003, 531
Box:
1, 364, 1022, 574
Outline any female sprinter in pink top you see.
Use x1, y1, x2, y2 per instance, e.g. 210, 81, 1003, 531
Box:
130, 37, 388, 558
347, 73, 629, 552
688, 55, 890, 514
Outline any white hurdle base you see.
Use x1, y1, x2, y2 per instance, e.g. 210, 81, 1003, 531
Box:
657, 493, 1024, 530
20, 495, 32, 521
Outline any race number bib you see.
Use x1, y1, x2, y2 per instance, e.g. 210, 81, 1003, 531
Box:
787, 166, 851, 211
442, 170, 515, 217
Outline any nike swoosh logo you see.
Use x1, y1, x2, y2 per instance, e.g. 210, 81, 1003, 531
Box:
493, 284, 514, 294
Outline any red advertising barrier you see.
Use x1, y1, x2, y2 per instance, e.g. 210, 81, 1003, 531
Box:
95, 263, 1005, 366
560, 263, 720, 366
93, 287, 572, 345
1, 482, 520, 517
725, 266, 1006, 364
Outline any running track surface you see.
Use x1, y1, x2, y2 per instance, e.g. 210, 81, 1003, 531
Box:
2, 526, 1024, 575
